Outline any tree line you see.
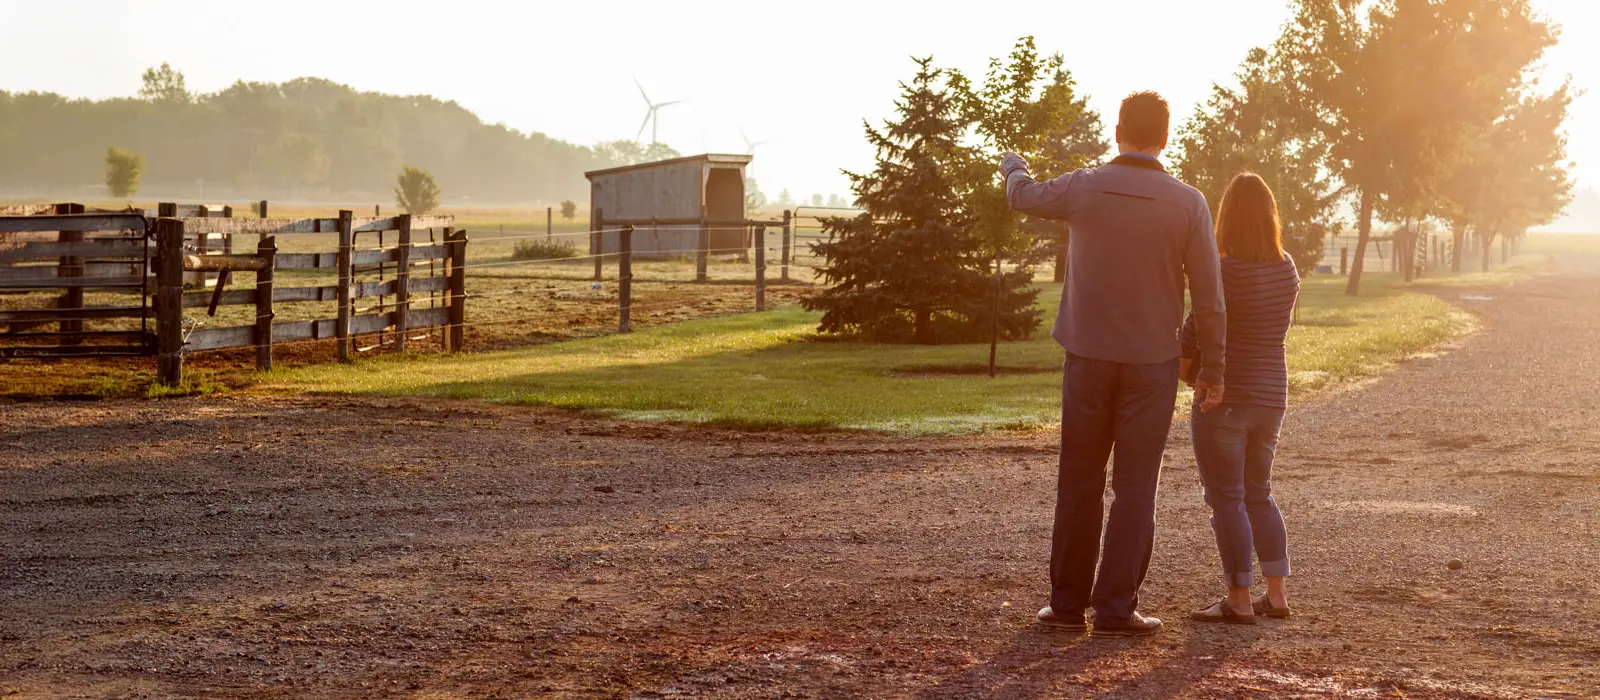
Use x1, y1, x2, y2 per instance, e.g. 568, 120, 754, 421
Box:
0, 64, 675, 204
810, 0, 1574, 347
1179, 0, 1573, 287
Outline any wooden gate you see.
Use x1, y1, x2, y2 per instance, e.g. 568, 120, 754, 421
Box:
0, 209, 153, 358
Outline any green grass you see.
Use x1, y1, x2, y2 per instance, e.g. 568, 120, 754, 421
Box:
265, 272, 1476, 435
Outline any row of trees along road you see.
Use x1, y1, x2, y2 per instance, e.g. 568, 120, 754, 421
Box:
0, 64, 680, 203
1180, 0, 1573, 292
805, 40, 1107, 344
813, 0, 1575, 344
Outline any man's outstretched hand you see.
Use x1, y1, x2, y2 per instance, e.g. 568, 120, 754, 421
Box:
1194, 380, 1225, 412
999, 152, 1028, 178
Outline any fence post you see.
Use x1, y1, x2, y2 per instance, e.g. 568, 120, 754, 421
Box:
755, 225, 767, 311
220, 206, 235, 257
447, 227, 467, 352
54, 203, 86, 346
259, 200, 268, 218
255, 236, 275, 371
155, 219, 186, 387
1340, 247, 1349, 276
547, 206, 553, 241
619, 225, 633, 333
593, 209, 604, 282
696, 214, 710, 282
394, 215, 412, 353
781, 209, 793, 282
336, 210, 353, 363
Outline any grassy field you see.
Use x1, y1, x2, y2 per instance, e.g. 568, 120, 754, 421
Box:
265, 271, 1477, 435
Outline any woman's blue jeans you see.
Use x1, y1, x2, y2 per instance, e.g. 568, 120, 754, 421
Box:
1191, 403, 1291, 589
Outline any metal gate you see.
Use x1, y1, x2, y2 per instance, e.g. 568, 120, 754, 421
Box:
0, 209, 154, 358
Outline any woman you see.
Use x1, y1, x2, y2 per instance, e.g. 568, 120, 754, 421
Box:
1180, 172, 1300, 625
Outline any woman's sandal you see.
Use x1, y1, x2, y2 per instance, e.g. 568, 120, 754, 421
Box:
1189, 599, 1257, 625
1252, 596, 1291, 619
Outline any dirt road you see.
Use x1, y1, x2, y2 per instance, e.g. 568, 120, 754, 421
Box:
3, 257, 1598, 698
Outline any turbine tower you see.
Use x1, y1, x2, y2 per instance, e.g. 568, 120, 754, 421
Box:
739, 128, 768, 156
634, 77, 683, 145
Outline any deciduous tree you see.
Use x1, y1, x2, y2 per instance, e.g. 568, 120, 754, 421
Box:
950, 37, 1107, 263
104, 147, 143, 198
139, 63, 191, 104
394, 165, 441, 215
1176, 47, 1340, 272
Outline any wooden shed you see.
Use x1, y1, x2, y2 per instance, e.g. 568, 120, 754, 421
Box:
585, 153, 751, 259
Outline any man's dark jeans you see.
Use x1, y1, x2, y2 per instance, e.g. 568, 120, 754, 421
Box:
1051, 354, 1180, 623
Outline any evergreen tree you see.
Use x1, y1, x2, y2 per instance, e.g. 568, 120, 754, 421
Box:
804, 57, 1040, 344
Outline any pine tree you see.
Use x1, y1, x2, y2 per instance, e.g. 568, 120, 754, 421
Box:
803, 57, 1041, 344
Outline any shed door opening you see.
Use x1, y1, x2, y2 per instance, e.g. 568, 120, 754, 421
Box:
705, 168, 746, 253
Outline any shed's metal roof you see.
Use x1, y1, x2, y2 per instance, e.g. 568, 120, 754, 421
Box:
584, 153, 752, 180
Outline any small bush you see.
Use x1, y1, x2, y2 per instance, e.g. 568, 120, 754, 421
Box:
512, 239, 578, 261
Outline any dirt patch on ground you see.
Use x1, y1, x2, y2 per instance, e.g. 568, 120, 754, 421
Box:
3, 260, 1600, 698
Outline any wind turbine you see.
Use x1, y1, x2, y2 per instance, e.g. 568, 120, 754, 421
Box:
633, 77, 683, 145
739, 128, 768, 156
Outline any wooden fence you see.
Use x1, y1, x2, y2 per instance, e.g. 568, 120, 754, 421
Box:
1, 208, 467, 385
594, 217, 790, 334
0, 210, 152, 357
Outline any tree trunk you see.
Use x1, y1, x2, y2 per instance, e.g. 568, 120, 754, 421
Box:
1480, 230, 1494, 273
1345, 190, 1375, 296
1450, 221, 1466, 274
1053, 224, 1068, 284
915, 308, 933, 345
1401, 219, 1415, 283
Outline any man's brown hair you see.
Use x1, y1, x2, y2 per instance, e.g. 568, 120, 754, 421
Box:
1215, 172, 1286, 263
1118, 91, 1171, 150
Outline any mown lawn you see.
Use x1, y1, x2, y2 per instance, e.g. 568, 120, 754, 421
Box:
265, 271, 1477, 435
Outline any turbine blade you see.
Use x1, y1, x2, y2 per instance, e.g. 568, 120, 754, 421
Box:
637, 111, 653, 141
633, 76, 651, 104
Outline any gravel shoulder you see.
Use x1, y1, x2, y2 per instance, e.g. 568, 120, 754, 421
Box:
3, 256, 1598, 698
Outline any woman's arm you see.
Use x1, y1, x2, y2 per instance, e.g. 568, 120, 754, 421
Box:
1179, 311, 1199, 387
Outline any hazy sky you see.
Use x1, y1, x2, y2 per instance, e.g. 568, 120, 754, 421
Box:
1, 0, 1593, 199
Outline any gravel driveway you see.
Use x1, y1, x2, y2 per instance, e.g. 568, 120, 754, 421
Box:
3, 255, 1598, 698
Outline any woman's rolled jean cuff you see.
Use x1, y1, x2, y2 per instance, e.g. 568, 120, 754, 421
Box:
1225, 571, 1254, 589
1261, 559, 1290, 579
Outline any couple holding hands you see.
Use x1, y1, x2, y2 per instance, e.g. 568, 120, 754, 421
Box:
1001, 91, 1299, 635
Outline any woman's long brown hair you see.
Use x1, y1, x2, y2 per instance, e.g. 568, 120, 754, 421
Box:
1215, 172, 1286, 262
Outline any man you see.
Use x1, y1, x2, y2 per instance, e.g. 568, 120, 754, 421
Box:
999, 91, 1226, 637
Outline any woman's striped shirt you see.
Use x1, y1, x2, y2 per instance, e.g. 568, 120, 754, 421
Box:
1182, 255, 1301, 409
